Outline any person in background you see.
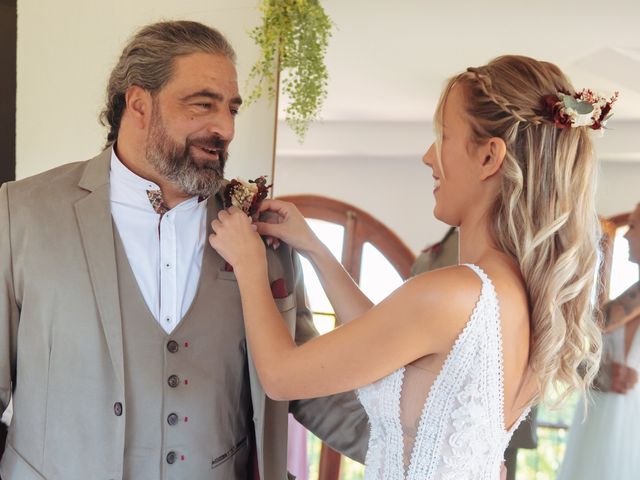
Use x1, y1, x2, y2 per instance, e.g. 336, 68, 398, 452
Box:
558, 203, 640, 480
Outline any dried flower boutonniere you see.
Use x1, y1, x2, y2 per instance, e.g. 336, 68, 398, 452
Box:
220, 176, 276, 272
223, 176, 272, 220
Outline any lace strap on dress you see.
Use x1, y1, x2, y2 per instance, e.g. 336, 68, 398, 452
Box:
462, 263, 508, 434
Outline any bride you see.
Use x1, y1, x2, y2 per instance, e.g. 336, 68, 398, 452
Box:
209, 55, 604, 479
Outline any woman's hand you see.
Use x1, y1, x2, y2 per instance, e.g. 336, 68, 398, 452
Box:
255, 199, 322, 257
209, 207, 266, 273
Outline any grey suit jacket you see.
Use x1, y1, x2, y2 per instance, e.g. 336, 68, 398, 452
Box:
0, 148, 368, 479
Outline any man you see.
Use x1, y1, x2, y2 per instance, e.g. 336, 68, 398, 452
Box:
0, 21, 367, 479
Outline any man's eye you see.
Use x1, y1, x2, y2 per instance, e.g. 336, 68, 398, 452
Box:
197, 103, 211, 110
230, 108, 239, 117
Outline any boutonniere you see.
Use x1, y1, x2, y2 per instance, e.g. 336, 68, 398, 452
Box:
220, 176, 277, 273
223, 176, 272, 220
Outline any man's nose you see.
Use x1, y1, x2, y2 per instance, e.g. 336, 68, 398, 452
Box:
206, 111, 235, 142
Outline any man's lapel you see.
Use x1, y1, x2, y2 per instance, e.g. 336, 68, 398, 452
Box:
74, 147, 125, 390
210, 188, 272, 476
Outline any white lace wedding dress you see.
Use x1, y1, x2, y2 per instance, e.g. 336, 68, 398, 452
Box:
357, 264, 530, 479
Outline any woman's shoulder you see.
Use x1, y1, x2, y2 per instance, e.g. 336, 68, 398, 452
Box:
387, 264, 503, 357
407, 261, 527, 317
409, 264, 486, 299
403, 265, 488, 329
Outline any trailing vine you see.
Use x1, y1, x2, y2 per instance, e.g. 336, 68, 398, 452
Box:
246, 0, 333, 140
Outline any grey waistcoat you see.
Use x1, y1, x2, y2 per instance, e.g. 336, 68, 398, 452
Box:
114, 229, 252, 479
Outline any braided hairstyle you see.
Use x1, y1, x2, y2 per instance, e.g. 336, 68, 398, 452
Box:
435, 55, 603, 406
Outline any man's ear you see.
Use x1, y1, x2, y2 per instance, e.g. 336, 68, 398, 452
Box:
124, 85, 152, 130
479, 137, 506, 180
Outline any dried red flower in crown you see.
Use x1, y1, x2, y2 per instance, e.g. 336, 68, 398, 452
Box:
540, 89, 619, 132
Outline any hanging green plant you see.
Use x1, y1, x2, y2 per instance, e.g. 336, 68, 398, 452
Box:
246, 0, 333, 141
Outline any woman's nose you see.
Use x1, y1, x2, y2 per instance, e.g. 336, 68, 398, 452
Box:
423, 143, 436, 166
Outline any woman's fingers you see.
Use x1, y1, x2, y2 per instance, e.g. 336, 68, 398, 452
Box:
254, 221, 281, 237
259, 198, 287, 213
258, 199, 299, 219
208, 206, 267, 268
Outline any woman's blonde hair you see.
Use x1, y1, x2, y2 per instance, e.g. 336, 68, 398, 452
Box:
435, 55, 603, 405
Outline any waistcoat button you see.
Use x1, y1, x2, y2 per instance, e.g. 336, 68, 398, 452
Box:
168, 375, 180, 388
166, 451, 177, 464
167, 413, 179, 426
113, 402, 123, 416
167, 340, 179, 353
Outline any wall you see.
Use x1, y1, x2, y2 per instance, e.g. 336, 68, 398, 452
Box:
275, 153, 443, 253
16, 2, 640, 252
275, 120, 640, 253
16, 0, 276, 182
597, 161, 640, 217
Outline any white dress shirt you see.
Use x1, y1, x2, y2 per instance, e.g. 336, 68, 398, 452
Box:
109, 150, 208, 334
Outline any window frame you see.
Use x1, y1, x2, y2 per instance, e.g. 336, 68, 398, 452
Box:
278, 194, 415, 283
277, 194, 415, 480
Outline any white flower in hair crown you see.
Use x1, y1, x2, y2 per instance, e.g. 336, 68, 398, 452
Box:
542, 89, 619, 133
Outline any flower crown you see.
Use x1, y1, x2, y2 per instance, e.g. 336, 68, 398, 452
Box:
541, 89, 619, 131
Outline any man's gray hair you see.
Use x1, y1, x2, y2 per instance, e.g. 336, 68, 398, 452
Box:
100, 20, 236, 147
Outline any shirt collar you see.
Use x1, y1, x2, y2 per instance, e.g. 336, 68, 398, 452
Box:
109, 148, 203, 212
110, 148, 160, 192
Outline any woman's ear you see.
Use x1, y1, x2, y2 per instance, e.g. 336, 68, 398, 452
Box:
479, 137, 507, 180
124, 85, 152, 130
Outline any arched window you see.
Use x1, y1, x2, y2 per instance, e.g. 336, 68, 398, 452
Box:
278, 195, 415, 480
601, 212, 637, 301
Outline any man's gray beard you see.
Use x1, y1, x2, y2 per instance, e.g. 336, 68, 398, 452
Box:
145, 111, 226, 197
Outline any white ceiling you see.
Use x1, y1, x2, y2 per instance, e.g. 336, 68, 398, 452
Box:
314, 0, 640, 121
277, 0, 640, 163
